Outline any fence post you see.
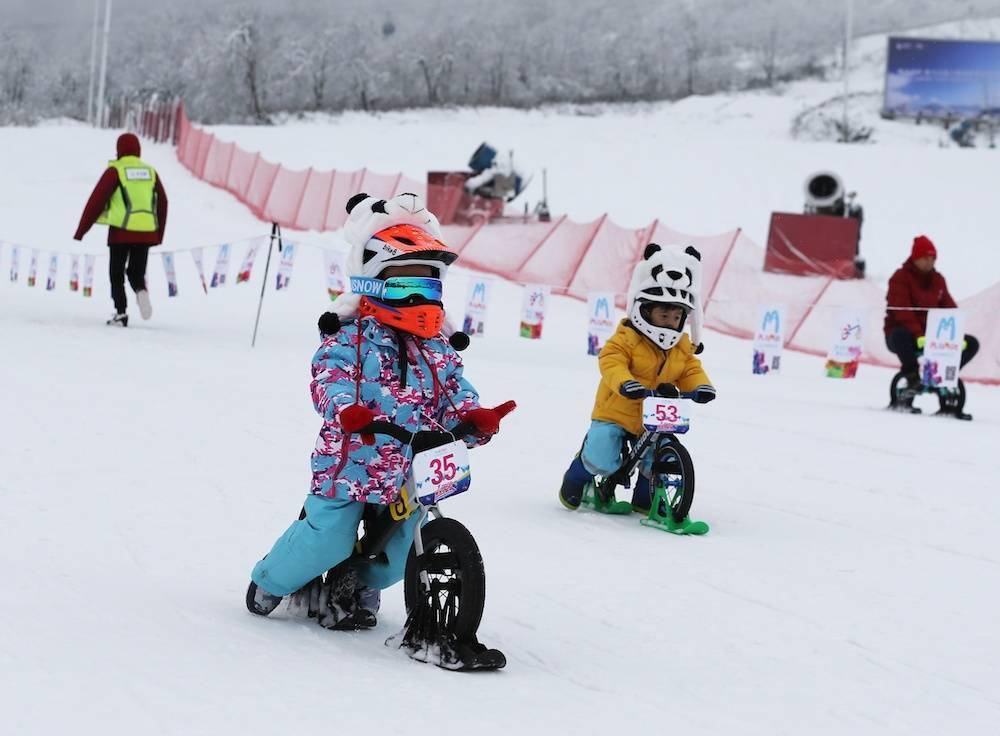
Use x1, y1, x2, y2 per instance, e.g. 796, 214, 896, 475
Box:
251, 223, 281, 347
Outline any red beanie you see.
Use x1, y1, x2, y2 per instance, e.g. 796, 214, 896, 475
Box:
911, 235, 936, 260
116, 132, 141, 158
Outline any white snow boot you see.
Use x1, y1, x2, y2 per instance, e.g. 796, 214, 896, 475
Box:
136, 289, 153, 320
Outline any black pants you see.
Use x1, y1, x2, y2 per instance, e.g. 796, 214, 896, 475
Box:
885, 326, 980, 374
109, 244, 150, 314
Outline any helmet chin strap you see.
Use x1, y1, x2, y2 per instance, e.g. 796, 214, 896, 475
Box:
629, 301, 682, 349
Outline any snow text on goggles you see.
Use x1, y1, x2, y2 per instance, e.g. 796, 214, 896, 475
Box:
351, 276, 443, 305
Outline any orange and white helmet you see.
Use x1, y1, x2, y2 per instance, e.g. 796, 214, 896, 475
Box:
359, 223, 457, 279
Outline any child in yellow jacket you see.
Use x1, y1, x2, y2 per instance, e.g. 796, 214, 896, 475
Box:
560, 243, 716, 512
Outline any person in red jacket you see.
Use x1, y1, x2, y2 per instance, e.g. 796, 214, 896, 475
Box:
74, 132, 168, 326
884, 235, 979, 411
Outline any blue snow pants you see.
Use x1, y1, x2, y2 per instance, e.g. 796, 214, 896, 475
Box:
251, 494, 422, 597
579, 420, 653, 477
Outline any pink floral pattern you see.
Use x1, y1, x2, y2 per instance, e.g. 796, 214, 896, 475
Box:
309, 317, 484, 504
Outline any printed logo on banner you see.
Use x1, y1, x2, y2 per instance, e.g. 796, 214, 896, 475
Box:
82, 254, 96, 297
276, 243, 297, 290
752, 305, 785, 375
324, 249, 347, 300
162, 252, 178, 297
824, 311, 864, 379
211, 243, 231, 288
236, 240, 261, 284
69, 254, 80, 291
463, 278, 490, 336
9, 245, 19, 283
587, 292, 617, 356
923, 309, 965, 390
936, 316, 957, 342
191, 248, 209, 293
27, 249, 39, 287
45, 253, 58, 290
519, 284, 550, 340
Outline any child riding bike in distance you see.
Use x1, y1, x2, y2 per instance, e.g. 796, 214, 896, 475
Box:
246, 193, 514, 662
559, 243, 716, 517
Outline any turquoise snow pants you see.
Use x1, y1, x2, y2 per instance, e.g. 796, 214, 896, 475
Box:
251, 494, 422, 597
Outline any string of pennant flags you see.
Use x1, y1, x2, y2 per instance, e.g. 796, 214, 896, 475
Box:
0, 235, 321, 299
0, 234, 978, 384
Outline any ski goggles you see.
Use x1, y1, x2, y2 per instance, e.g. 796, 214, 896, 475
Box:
351, 276, 443, 304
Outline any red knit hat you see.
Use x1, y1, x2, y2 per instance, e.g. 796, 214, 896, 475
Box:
116, 132, 141, 158
911, 235, 936, 260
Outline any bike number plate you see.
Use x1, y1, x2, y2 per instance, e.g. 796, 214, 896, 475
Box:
642, 397, 690, 434
410, 440, 472, 506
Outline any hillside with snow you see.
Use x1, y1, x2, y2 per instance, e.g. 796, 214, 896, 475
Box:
2, 17, 1000, 736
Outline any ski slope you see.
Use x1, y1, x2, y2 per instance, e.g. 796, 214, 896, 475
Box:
3, 45, 1000, 736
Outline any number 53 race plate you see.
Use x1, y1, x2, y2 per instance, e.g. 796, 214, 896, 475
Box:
642, 397, 690, 434
411, 440, 472, 505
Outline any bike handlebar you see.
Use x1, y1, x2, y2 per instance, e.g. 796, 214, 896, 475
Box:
643, 389, 699, 400
357, 419, 478, 445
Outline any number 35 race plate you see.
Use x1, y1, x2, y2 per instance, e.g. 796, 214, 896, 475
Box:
641, 397, 690, 434
411, 440, 472, 506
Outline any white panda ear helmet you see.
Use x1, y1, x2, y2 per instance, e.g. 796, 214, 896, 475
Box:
627, 243, 704, 352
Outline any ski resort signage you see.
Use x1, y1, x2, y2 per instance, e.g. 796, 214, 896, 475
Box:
463, 278, 491, 337
587, 291, 616, 356
70, 254, 80, 292
519, 284, 550, 339
752, 305, 785, 375
884, 37, 1000, 119
275, 243, 297, 290
45, 253, 58, 291
82, 255, 95, 297
922, 309, 965, 390
236, 239, 260, 283
211, 243, 231, 288
825, 310, 863, 379
162, 252, 178, 297
191, 248, 209, 293
324, 250, 347, 300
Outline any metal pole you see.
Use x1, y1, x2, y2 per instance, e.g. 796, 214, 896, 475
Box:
87, 0, 100, 124
251, 224, 280, 347
842, 0, 853, 142
95, 0, 113, 128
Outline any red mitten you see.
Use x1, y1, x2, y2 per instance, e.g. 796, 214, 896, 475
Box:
463, 400, 517, 437
339, 404, 376, 446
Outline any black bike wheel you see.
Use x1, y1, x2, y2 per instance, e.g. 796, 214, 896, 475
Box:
404, 517, 486, 640
653, 439, 696, 522
889, 370, 908, 406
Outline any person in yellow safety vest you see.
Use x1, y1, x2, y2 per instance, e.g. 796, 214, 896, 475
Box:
74, 132, 169, 327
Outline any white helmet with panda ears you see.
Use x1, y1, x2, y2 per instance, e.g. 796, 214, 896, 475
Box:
626, 242, 704, 351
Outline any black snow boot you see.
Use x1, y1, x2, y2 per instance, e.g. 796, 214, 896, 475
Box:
559, 455, 593, 510
246, 580, 283, 616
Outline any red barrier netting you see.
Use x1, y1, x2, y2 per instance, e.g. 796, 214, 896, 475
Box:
167, 104, 999, 384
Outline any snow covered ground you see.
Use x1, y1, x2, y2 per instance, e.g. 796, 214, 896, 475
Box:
3, 20, 1000, 735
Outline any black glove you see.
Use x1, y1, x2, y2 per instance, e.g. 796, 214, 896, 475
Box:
619, 380, 647, 400
318, 311, 341, 337
411, 430, 455, 454
692, 385, 716, 404
654, 383, 680, 398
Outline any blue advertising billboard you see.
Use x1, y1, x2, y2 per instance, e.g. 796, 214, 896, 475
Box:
884, 36, 1000, 118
